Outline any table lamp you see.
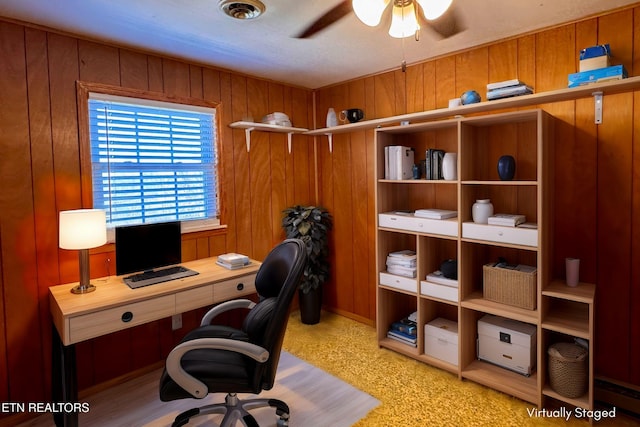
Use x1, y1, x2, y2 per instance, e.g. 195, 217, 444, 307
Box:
59, 209, 107, 294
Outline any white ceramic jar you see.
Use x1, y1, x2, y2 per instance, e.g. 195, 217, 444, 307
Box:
472, 199, 493, 224
326, 108, 338, 127
442, 152, 457, 180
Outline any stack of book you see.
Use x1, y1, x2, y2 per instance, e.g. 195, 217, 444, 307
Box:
487, 213, 526, 227
216, 253, 250, 269
384, 146, 415, 180
424, 148, 445, 180
414, 209, 457, 220
387, 313, 418, 347
386, 250, 416, 278
486, 79, 533, 101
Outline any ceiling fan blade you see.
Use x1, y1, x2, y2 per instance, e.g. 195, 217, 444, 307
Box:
295, 1, 352, 38
424, 4, 466, 39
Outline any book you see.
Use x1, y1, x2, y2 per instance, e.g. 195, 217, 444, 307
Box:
390, 320, 417, 337
487, 214, 526, 227
414, 209, 457, 219
218, 253, 250, 266
517, 222, 538, 229
487, 84, 533, 100
386, 146, 414, 179
386, 265, 416, 278
486, 78, 523, 91
216, 259, 251, 270
426, 272, 459, 288
387, 330, 418, 346
388, 249, 417, 259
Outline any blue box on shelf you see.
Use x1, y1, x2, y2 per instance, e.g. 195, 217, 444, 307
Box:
568, 64, 627, 88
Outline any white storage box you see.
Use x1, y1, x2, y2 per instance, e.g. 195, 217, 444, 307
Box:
379, 272, 416, 293
420, 281, 458, 302
477, 314, 536, 376
424, 318, 458, 366
379, 213, 458, 237
462, 222, 538, 247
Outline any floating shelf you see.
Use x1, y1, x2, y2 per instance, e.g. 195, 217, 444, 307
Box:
305, 76, 640, 136
229, 121, 309, 152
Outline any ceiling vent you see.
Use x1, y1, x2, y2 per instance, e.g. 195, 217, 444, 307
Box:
219, 0, 265, 20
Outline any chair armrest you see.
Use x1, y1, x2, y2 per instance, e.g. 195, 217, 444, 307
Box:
165, 338, 269, 399
200, 299, 256, 326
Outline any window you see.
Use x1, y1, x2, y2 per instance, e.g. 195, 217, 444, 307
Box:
78, 84, 221, 236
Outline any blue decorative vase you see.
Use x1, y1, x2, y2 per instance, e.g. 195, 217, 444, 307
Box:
497, 155, 515, 180
460, 90, 481, 105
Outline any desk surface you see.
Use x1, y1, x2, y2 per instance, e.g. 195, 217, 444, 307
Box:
50, 256, 261, 345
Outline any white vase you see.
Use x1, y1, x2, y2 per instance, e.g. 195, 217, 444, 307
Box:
326, 108, 338, 127
472, 199, 493, 224
442, 152, 457, 180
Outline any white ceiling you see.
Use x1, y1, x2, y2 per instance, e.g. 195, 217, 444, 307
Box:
0, 0, 638, 89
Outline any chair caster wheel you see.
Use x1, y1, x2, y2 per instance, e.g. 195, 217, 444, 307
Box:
277, 418, 289, 427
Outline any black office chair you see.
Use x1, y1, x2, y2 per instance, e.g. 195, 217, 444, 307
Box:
159, 239, 307, 427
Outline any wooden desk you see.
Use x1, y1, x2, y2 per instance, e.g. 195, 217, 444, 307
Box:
49, 257, 260, 427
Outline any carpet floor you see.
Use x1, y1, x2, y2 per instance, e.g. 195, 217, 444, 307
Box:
282, 311, 640, 427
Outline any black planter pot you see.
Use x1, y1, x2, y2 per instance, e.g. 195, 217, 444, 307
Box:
299, 287, 322, 325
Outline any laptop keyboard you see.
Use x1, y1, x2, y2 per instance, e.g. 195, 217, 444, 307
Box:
124, 266, 199, 289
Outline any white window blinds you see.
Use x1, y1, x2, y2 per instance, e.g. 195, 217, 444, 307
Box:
88, 94, 218, 229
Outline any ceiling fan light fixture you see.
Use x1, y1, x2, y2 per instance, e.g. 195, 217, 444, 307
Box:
416, 0, 452, 20
388, 1, 420, 38
219, 0, 265, 20
353, 0, 391, 26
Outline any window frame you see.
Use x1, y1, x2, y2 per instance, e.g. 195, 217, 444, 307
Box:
76, 81, 224, 238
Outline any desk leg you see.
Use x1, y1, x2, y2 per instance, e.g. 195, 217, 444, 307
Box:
52, 324, 78, 427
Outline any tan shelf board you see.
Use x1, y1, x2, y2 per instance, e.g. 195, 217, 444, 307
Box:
460, 236, 539, 251
543, 386, 591, 410
543, 280, 595, 303
461, 292, 539, 324
461, 180, 538, 186
542, 314, 590, 339
305, 76, 640, 136
378, 226, 459, 240
229, 121, 309, 133
416, 354, 459, 374
378, 284, 418, 296
462, 359, 539, 404
419, 294, 459, 306
378, 179, 457, 185
379, 337, 420, 356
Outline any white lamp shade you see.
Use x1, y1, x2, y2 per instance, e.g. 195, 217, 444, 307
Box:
353, 0, 391, 26
416, 0, 452, 20
59, 209, 107, 250
388, 2, 420, 38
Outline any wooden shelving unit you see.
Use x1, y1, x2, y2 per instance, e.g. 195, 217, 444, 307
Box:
374, 108, 596, 410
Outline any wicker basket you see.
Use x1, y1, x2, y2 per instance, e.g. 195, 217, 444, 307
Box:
548, 343, 588, 398
483, 263, 537, 310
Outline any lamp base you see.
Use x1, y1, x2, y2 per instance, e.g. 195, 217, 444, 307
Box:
70, 283, 96, 294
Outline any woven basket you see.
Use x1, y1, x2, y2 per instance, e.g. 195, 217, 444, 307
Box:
483, 264, 537, 310
548, 343, 588, 398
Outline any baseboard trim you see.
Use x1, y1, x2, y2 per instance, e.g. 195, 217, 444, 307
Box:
595, 376, 640, 418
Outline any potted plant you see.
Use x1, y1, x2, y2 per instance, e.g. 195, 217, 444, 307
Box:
282, 205, 333, 324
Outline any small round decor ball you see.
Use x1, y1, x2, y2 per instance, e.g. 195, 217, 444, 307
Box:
460, 90, 481, 105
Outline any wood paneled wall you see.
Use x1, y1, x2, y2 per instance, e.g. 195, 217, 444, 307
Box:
0, 20, 315, 409
1, 4, 640, 416
315, 8, 640, 387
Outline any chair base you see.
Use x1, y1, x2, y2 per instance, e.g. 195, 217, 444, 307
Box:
172, 392, 290, 427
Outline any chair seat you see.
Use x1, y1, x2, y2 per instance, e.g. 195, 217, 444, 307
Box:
159, 325, 260, 401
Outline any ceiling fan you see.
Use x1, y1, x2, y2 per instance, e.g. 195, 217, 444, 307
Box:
296, 0, 464, 39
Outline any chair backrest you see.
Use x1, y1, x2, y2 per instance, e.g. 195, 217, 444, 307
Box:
241, 238, 306, 390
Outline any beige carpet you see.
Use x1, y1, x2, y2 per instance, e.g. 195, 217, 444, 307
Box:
282, 311, 640, 427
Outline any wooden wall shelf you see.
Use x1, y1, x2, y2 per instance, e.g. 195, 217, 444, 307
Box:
306, 76, 640, 136
229, 121, 309, 152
